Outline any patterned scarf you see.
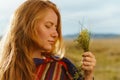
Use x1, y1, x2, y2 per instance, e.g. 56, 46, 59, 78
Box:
34, 56, 83, 80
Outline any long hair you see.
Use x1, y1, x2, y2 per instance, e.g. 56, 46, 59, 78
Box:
0, 0, 64, 80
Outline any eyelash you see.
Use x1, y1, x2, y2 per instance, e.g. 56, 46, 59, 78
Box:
45, 25, 57, 30
45, 25, 51, 28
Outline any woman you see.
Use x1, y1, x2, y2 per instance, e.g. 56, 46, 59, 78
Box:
0, 0, 96, 80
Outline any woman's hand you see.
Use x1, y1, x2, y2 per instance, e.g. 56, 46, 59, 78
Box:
81, 52, 96, 80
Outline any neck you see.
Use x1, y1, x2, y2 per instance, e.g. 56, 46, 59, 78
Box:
32, 49, 46, 59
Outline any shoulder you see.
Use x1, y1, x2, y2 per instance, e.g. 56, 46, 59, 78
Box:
60, 57, 78, 75
57, 57, 75, 71
62, 57, 73, 64
61, 57, 83, 80
61, 57, 77, 69
61, 57, 75, 68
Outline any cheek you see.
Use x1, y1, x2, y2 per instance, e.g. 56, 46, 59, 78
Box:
37, 28, 49, 47
37, 26, 46, 39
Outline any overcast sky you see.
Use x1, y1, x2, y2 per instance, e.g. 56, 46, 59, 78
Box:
0, 0, 120, 36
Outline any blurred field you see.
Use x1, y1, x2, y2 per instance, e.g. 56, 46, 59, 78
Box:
64, 38, 120, 80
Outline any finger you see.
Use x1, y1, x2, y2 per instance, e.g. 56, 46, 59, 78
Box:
82, 57, 96, 67
82, 56, 96, 64
82, 56, 92, 62
82, 52, 95, 58
81, 65, 94, 71
82, 61, 92, 66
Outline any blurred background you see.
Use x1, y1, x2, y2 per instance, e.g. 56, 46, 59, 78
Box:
0, 0, 120, 80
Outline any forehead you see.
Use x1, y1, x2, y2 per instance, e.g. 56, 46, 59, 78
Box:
43, 9, 58, 25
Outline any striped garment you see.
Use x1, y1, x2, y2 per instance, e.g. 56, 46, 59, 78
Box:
34, 56, 83, 80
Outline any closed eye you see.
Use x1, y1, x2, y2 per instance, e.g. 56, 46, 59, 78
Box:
45, 25, 51, 28
45, 21, 57, 29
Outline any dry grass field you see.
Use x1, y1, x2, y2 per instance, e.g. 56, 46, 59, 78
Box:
64, 38, 120, 80
0, 37, 120, 80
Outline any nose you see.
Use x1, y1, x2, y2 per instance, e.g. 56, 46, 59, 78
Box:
51, 29, 58, 38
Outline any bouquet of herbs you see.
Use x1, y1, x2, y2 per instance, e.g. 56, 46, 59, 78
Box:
74, 28, 91, 80
76, 28, 90, 52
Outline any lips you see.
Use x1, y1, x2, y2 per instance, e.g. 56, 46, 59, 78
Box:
48, 40, 55, 45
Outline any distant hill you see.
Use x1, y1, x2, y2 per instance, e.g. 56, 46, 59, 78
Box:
0, 34, 120, 40
0, 36, 2, 40
63, 33, 120, 39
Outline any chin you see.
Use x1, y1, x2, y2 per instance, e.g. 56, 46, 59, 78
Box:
42, 44, 55, 52
44, 46, 53, 52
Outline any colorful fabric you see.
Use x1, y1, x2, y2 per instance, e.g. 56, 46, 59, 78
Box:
34, 56, 83, 80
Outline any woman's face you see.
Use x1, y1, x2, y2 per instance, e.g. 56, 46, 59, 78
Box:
37, 9, 58, 52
